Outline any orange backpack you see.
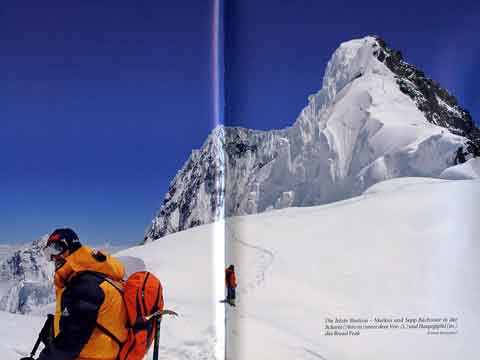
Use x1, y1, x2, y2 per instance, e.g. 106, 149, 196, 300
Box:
119, 271, 164, 360
96, 271, 164, 360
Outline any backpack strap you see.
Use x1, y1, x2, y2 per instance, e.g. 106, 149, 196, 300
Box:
76, 270, 124, 294
96, 321, 123, 348
101, 275, 124, 294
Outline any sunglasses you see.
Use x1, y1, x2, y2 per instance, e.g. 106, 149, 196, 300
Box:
43, 239, 68, 261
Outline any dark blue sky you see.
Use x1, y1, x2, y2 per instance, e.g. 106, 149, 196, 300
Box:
2, 1, 479, 245
0, 1, 214, 245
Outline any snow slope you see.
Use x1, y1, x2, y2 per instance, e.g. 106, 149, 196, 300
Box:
0, 311, 46, 359
2, 178, 478, 359
118, 225, 221, 360
223, 178, 480, 360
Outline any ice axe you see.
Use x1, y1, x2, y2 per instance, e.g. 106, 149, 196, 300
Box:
148, 309, 178, 360
20, 314, 54, 360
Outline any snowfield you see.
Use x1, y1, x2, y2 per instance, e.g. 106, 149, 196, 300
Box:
224, 177, 480, 360
0, 311, 46, 359
3, 177, 478, 359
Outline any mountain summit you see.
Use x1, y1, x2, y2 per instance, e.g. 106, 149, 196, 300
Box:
145, 36, 479, 242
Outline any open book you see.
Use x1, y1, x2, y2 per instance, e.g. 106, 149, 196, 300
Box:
0, 1, 478, 359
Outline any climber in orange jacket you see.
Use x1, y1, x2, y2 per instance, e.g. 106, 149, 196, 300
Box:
38, 228, 128, 360
225, 264, 237, 306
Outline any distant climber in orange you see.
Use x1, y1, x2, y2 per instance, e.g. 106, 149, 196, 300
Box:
225, 265, 237, 306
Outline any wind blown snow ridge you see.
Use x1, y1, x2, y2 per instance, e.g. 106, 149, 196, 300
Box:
145, 36, 479, 242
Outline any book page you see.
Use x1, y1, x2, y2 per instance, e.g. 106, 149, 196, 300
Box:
0, 2, 221, 359
223, 1, 480, 359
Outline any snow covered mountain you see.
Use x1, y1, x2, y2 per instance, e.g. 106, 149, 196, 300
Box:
145, 36, 479, 242
0, 236, 54, 314
0, 245, 16, 263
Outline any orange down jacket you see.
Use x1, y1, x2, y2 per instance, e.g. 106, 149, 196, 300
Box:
225, 267, 236, 288
39, 245, 128, 360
